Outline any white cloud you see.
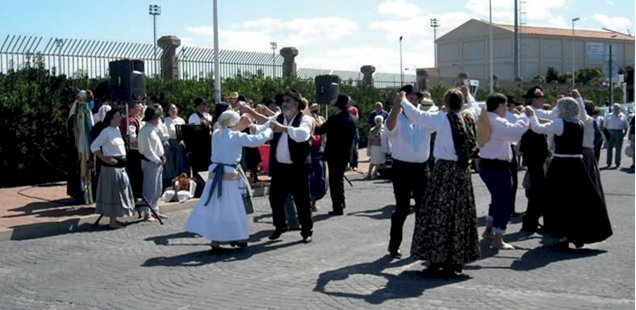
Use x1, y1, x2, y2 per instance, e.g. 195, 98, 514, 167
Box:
465, 0, 568, 28
593, 14, 632, 32
186, 16, 358, 51
377, 0, 422, 18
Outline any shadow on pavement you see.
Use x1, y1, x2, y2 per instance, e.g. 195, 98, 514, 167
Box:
313, 256, 470, 305
509, 243, 607, 271
347, 204, 395, 220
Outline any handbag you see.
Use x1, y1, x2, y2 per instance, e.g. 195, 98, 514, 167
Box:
241, 187, 254, 214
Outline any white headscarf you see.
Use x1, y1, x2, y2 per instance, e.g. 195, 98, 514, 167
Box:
95, 104, 112, 123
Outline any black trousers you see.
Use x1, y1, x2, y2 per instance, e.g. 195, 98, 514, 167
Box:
389, 159, 429, 251
510, 146, 519, 213
522, 159, 546, 229
269, 162, 313, 238
327, 159, 348, 212
126, 149, 144, 199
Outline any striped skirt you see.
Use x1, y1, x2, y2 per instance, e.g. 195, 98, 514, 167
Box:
411, 159, 480, 264
95, 166, 135, 217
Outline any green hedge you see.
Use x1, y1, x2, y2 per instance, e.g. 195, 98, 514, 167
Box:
0, 62, 623, 187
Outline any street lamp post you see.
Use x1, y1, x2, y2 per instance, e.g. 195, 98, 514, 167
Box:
270, 42, 277, 79
488, 0, 493, 94
399, 35, 403, 86
149, 4, 161, 76
571, 17, 579, 87
430, 19, 439, 70
609, 35, 617, 106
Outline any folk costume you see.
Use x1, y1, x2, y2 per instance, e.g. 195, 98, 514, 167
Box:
67, 90, 95, 204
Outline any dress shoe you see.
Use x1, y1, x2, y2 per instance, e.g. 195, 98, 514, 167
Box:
209, 247, 224, 255
302, 236, 312, 243
388, 248, 402, 259
510, 211, 522, 217
328, 211, 344, 216
269, 229, 285, 240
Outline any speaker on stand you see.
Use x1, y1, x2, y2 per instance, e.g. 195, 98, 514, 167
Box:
109, 59, 146, 102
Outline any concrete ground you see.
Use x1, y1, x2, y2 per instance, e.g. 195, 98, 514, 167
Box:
0, 148, 633, 309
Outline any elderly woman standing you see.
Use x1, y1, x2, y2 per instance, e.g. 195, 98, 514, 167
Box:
401, 88, 482, 275
185, 110, 272, 253
526, 97, 612, 248
366, 115, 388, 179
90, 109, 134, 229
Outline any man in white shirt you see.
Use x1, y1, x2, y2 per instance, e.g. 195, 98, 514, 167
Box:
138, 107, 167, 221
385, 84, 434, 259
478, 93, 529, 249
252, 89, 314, 243
188, 97, 213, 125
505, 95, 523, 217
601, 103, 628, 168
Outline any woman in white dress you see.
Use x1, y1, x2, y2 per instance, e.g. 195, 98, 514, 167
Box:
185, 110, 272, 254
366, 115, 387, 179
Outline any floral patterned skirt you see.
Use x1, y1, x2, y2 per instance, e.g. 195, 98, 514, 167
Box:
410, 159, 480, 264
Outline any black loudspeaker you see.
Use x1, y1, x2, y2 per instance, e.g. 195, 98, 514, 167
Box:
315, 75, 340, 104
109, 59, 145, 102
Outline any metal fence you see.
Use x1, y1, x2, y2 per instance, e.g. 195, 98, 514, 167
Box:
0, 34, 414, 87
0, 34, 283, 79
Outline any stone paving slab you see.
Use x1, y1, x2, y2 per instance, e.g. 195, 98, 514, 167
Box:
0, 159, 633, 309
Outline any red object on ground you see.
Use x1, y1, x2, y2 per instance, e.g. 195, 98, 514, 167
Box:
258, 145, 270, 174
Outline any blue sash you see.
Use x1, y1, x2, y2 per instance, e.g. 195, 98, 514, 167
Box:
204, 162, 238, 205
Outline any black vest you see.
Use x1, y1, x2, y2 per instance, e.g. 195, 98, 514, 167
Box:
520, 129, 548, 163
269, 113, 311, 170
554, 121, 583, 155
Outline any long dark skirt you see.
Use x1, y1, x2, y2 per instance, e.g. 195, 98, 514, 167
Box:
582, 147, 605, 205
411, 160, 480, 264
310, 148, 327, 201
164, 139, 189, 181
543, 157, 612, 245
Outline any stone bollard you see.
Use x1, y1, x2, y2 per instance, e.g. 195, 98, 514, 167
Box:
280, 47, 298, 78
158, 35, 181, 80
416, 68, 428, 90
360, 65, 375, 87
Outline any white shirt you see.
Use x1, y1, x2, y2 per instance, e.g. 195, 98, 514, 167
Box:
255, 112, 312, 164
400, 98, 481, 162
90, 127, 127, 157
156, 119, 170, 142
582, 115, 595, 148
210, 127, 273, 173
188, 112, 213, 125
604, 112, 628, 130
164, 116, 186, 139
529, 114, 565, 136
138, 123, 165, 164
504, 111, 522, 145
386, 111, 433, 163
479, 112, 529, 162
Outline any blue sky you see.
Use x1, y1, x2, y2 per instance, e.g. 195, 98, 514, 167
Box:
1, 0, 634, 73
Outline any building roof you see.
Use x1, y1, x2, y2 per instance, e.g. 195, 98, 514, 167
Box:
494, 22, 633, 41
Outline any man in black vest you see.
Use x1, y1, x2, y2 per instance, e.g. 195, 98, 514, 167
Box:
266, 89, 314, 243
314, 94, 357, 215
519, 86, 549, 232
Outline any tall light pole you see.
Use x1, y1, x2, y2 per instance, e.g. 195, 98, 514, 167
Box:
488, 0, 493, 94
571, 17, 579, 87
430, 19, 440, 71
399, 35, 403, 85
213, 0, 221, 104
149, 4, 161, 76
609, 35, 617, 105
270, 42, 277, 79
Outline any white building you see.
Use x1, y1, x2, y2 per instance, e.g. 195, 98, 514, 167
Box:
436, 19, 635, 82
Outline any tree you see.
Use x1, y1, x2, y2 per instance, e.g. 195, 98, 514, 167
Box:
546, 66, 560, 83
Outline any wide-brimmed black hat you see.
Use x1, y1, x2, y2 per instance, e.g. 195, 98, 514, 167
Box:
194, 97, 209, 107
399, 84, 424, 99
506, 95, 519, 106
142, 106, 162, 122
522, 86, 544, 99
334, 94, 350, 109
282, 89, 305, 109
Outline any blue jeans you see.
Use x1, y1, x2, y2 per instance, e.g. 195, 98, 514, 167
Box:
479, 166, 513, 234
606, 129, 625, 166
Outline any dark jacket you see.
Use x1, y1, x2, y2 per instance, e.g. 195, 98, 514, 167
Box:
314, 110, 356, 162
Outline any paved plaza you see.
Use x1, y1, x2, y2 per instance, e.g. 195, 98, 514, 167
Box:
0, 154, 634, 309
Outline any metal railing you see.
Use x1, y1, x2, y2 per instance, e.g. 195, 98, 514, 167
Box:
0, 34, 283, 79
0, 34, 414, 87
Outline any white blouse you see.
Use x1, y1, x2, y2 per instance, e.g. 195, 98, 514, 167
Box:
138, 123, 165, 164
164, 116, 186, 139
479, 112, 529, 161
210, 128, 273, 173
90, 127, 127, 157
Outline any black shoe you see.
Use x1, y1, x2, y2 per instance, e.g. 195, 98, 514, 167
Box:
302, 236, 312, 243
209, 247, 224, 255
388, 248, 402, 259
510, 211, 522, 217
229, 241, 248, 248
269, 229, 286, 240
328, 211, 344, 216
